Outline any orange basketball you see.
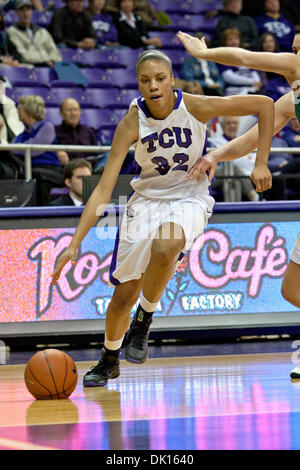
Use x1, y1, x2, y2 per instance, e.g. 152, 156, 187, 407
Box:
24, 349, 78, 400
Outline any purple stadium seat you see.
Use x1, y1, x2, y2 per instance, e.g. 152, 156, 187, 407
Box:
75, 49, 125, 68
97, 127, 116, 145
60, 48, 80, 63
46, 88, 86, 108
163, 49, 190, 70
148, 31, 183, 49
81, 68, 114, 88
2, 10, 17, 27
83, 88, 123, 109
46, 107, 61, 126
32, 10, 53, 26
176, 14, 219, 33
150, 0, 190, 14
81, 68, 138, 89
0, 66, 40, 86
10, 86, 51, 104
117, 88, 140, 107
112, 108, 127, 122
188, 0, 222, 14
80, 108, 118, 130
112, 48, 143, 69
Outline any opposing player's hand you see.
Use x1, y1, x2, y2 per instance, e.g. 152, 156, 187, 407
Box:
250, 164, 272, 193
188, 153, 217, 182
177, 31, 207, 58
51, 246, 77, 285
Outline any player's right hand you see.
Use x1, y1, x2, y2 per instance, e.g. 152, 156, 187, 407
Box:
51, 246, 77, 285
188, 153, 217, 182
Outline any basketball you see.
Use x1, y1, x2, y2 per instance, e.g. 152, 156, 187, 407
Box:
24, 349, 78, 400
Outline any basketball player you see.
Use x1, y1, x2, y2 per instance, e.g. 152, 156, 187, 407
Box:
177, 31, 300, 377
51, 50, 274, 387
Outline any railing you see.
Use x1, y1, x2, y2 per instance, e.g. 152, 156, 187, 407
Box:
1, 144, 300, 203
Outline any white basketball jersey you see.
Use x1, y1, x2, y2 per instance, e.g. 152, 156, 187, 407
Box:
129, 89, 210, 199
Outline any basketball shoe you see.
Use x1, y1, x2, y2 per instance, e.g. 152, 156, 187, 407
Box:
124, 305, 153, 364
290, 364, 300, 379
83, 348, 120, 387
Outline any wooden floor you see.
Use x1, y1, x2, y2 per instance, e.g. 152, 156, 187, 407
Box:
1, 352, 300, 450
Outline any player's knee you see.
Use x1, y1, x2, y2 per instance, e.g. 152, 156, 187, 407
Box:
281, 281, 299, 307
151, 239, 183, 264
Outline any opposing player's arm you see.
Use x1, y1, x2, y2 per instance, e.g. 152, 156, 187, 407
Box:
204, 91, 295, 163
184, 93, 274, 192
51, 107, 139, 285
177, 32, 300, 80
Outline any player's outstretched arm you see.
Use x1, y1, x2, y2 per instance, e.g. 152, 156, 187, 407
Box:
51, 108, 139, 285
184, 93, 274, 191
177, 31, 298, 80
187, 91, 295, 191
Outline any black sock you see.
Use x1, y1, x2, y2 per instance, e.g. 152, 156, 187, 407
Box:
103, 346, 121, 358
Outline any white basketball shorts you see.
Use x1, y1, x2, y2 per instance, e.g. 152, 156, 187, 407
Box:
290, 233, 300, 265
109, 191, 214, 286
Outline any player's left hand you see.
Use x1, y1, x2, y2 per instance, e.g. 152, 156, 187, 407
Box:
250, 164, 272, 193
187, 153, 217, 182
177, 31, 207, 58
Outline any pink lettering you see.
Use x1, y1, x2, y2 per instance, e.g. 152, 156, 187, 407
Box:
190, 225, 288, 297
28, 234, 113, 317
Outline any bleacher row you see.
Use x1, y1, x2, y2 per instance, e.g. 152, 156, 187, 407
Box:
0, 0, 226, 146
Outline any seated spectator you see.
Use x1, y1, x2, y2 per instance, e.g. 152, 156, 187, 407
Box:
258, 32, 290, 101
49, 158, 92, 206
0, 9, 21, 65
0, 0, 42, 10
85, 0, 119, 47
263, 134, 300, 199
48, 0, 97, 50
0, 75, 24, 178
55, 98, 98, 164
182, 80, 203, 95
215, 0, 259, 50
11, 94, 64, 205
180, 34, 225, 96
7, 0, 62, 67
105, 0, 161, 30
281, 118, 300, 157
255, 0, 295, 52
218, 28, 263, 95
208, 115, 259, 201
113, 0, 161, 49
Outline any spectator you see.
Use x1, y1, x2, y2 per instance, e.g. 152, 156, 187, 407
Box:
0, 9, 21, 65
182, 80, 203, 95
281, 118, 300, 157
258, 134, 300, 199
85, 0, 119, 47
113, 0, 161, 49
218, 28, 263, 95
7, 0, 62, 67
257, 32, 290, 101
48, 0, 97, 50
105, 0, 161, 30
0, 76, 24, 143
49, 158, 92, 206
0, 0, 42, 10
208, 116, 259, 201
11, 94, 64, 205
55, 98, 98, 165
215, 0, 259, 50
180, 34, 225, 96
255, 0, 295, 52
0, 75, 24, 178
